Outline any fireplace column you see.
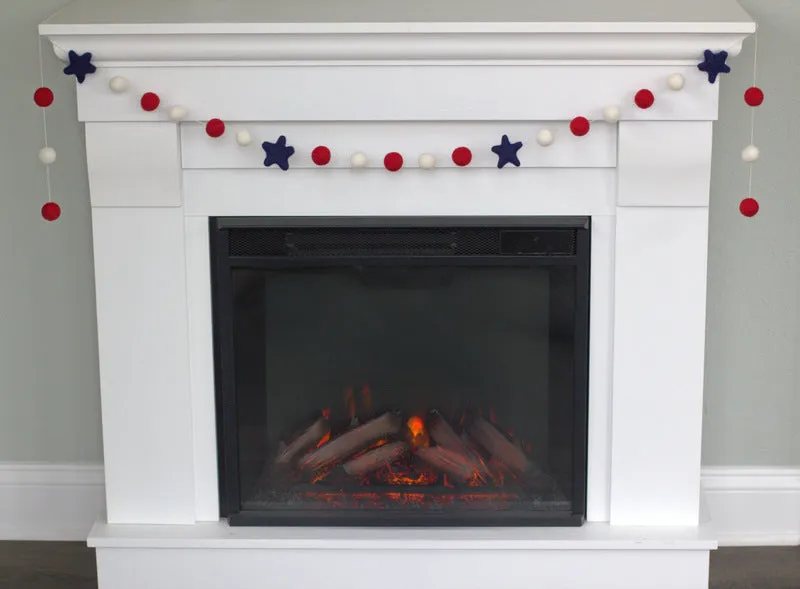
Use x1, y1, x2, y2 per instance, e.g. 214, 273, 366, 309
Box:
609, 120, 713, 526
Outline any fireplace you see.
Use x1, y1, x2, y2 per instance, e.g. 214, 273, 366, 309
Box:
40, 0, 756, 585
211, 217, 590, 526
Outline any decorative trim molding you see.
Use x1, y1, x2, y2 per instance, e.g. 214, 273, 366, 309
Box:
1, 462, 796, 545
701, 466, 800, 547
0, 462, 105, 541
39, 32, 752, 64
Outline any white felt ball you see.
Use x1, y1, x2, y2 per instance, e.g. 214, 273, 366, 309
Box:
419, 153, 436, 169
351, 152, 368, 168
741, 144, 760, 163
38, 147, 57, 165
108, 76, 129, 93
667, 73, 686, 91
603, 106, 621, 123
236, 131, 252, 147
168, 105, 188, 121
536, 129, 554, 147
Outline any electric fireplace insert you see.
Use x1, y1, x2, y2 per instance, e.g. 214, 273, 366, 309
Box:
211, 216, 590, 526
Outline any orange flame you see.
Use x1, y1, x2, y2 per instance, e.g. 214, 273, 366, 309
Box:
406, 416, 430, 449
316, 431, 331, 447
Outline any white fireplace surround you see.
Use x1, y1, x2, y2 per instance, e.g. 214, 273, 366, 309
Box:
41, 1, 754, 588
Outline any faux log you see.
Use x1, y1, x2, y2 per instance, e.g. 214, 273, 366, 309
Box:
428, 410, 472, 456
343, 441, 408, 476
416, 446, 476, 483
468, 416, 530, 473
275, 417, 330, 466
459, 432, 492, 481
301, 411, 402, 472
425, 410, 488, 484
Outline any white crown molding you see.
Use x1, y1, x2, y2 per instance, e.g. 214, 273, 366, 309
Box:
39, 31, 753, 64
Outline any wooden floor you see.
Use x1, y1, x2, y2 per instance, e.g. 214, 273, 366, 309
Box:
0, 541, 798, 588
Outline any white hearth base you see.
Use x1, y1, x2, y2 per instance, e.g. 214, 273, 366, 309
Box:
89, 520, 715, 589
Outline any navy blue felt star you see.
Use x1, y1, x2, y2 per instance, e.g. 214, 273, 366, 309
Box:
262, 136, 295, 171
697, 50, 731, 84
62, 50, 96, 84
491, 135, 523, 169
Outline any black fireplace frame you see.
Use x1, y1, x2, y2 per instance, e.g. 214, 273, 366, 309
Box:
210, 216, 590, 527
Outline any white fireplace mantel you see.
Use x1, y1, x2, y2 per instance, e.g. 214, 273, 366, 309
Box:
40, 0, 755, 62
41, 1, 754, 588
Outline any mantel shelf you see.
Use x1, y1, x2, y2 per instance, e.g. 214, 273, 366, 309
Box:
40, 0, 755, 63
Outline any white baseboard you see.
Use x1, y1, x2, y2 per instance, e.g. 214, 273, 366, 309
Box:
0, 462, 106, 541
0, 462, 797, 546
701, 466, 800, 547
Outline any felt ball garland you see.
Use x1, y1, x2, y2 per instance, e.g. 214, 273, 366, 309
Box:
351, 152, 368, 168
35, 36, 60, 221
740, 32, 763, 217
452, 146, 472, 167
109, 76, 129, 93
536, 130, 554, 147
35, 40, 768, 224
41, 202, 61, 222
570, 117, 591, 137
140, 92, 161, 112
312, 146, 332, 166
744, 87, 764, 107
739, 197, 759, 217
205, 118, 226, 138
34, 87, 54, 107
419, 153, 436, 169
236, 131, 253, 147
168, 105, 188, 121
634, 89, 655, 109
384, 152, 404, 172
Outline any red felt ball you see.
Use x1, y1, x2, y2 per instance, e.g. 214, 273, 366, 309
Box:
384, 152, 404, 172
312, 146, 332, 166
41, 202, 61, 222
744, 87, 764, 107
635, 89, 655, 109
452, 146, 472, 167
205, 118, 225, 138
34, 87, 54, 108
140, 92, 161, 112
739, 197, 759, 217
570, 116, 590, 137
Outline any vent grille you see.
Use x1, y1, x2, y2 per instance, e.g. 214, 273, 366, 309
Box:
227, 227, 576, 258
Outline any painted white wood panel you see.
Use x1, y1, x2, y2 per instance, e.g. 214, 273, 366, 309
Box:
87, 519, 716, 549
45, 32, 752, 63
181, 121, 616, 170
75, 65, 719, 123
586, 214, 615, 522
182, 168, 616, 217
92, 207, 196, 524
184, 217, 219, 522
617, 121, 714, 206
94, 545, 711, 589
609, 207, 709, 526
85, 122, 182, 207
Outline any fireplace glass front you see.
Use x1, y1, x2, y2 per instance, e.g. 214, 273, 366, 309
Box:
211, 217, 590, 526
